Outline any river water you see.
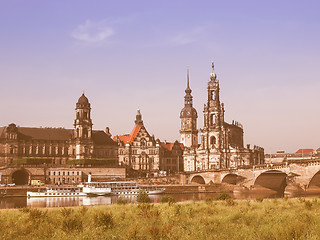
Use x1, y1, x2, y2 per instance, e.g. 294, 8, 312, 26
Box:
0, 191, 287, 209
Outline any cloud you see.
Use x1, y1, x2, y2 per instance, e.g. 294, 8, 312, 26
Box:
168, 27, 206, 46
171, 34, 196, 45
71, 20, 114, 43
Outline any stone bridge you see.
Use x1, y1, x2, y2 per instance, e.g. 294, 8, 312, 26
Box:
182, 159, 320, 193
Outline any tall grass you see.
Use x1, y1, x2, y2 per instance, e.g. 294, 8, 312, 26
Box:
1, 198, 320, 239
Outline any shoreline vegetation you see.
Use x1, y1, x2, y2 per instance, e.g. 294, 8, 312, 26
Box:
1, 194, 320, 239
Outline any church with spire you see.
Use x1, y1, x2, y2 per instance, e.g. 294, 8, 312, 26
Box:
181, 61, 264, 171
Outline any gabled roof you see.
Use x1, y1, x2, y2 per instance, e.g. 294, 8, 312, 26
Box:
17, 127, 73, 141
92, 130, 117, 145
296, 149, 314, 154
161, 142, 184, 151
0, 126, 116, 146
114, 124, 142, 144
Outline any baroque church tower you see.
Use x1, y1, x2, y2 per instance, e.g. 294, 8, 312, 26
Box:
200, 61, 226, 168
74, 91, 93, 159
180, 67, 198, 148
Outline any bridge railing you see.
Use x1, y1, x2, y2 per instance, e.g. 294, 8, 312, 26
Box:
184, 158, 320, 174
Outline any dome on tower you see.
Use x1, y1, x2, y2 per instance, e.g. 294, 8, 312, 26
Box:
180, 106, 198, 118
77, 92, 89, 104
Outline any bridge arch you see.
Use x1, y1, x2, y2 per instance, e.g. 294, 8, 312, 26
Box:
12, 169, 30, 185
222, 174, 238, 185
308, 170, 320, 188
191, 175, 206, 184
254, 170, 287, 192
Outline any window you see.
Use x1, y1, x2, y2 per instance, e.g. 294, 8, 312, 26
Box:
210, 136, 216, 145
210, 115, 215, 126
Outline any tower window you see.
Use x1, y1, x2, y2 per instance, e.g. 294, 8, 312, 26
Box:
210, 136, 216, 145
210, 115, 215, 126
210, 91, 215, 100
83, 128, 88, 138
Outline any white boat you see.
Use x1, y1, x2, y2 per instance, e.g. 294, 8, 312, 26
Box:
27, 186, 86, 198
81, 181, 165, 196
110, 182, 165, 196
82, 182, 112, 196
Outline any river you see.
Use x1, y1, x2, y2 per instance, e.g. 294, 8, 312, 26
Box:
0, 190, 288, 209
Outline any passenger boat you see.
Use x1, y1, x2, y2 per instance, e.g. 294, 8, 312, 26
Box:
81, 182, 112, 196
27, 186, 86, 198
109, 181, 165, 196
81, 181, 164, 196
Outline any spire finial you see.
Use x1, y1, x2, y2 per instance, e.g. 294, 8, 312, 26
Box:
82, 90, 85, 95
210, 60, 217, 81
187, 66, 190, 89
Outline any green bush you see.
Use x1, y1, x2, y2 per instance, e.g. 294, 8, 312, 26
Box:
62, 215, 83, 232
160, 195, 176, 204
94, 211, 114, 229
205, 197, 213, 204
67, 158, 118, 166
137, 191, 151, 204
12, 158, 52, 165
116, 196, 128, 205
215, 192, 232, 200
60, 207, 74, 217
305, 200, 312, 210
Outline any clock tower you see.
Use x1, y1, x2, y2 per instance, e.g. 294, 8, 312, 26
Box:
180, 67, 198, 148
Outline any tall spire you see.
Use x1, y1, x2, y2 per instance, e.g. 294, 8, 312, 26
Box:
210, 60, 217, 81
187, 66, 190, 89
185, 66, 192, 94
184, 66, 193, 107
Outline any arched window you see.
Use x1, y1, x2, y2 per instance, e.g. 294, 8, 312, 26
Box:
210, 114, 215, 126
210, 136, 216, 145
83, 128, 88, 138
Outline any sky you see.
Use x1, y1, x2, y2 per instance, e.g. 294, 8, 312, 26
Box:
0, 0, 320, 153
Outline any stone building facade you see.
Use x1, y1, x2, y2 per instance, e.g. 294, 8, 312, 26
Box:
181, 61, 264, 172
0, 93, 120, 184
114, 110, 183, 176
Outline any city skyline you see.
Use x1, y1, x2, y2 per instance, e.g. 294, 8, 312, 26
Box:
1, 1, 320, 153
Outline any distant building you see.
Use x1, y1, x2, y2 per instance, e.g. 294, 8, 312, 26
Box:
0, 93, 121, 185
295, 149, 314, 155
181, 61, 264, 171
114, 110, 183, 176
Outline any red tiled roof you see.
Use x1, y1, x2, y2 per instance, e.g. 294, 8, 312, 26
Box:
161, 142, 174, 151
161, 142, 184, 151
295, 149, 314, 154
114, 124, 141, 144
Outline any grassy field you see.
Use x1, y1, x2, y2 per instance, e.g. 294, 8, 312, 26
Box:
1, 197, 320, 239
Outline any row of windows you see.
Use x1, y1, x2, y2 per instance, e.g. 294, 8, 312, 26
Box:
119, 149, 158, 155
49, 171, 81, 176
50, 177, 80, 184
14, 146, 69, 156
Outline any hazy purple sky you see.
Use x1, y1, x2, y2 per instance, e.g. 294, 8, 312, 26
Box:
1, 1, 320, 153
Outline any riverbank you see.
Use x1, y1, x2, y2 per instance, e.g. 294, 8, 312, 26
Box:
1, 197, 320, 239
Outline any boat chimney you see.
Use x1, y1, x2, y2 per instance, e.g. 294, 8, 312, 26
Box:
88, 172, 92, 183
